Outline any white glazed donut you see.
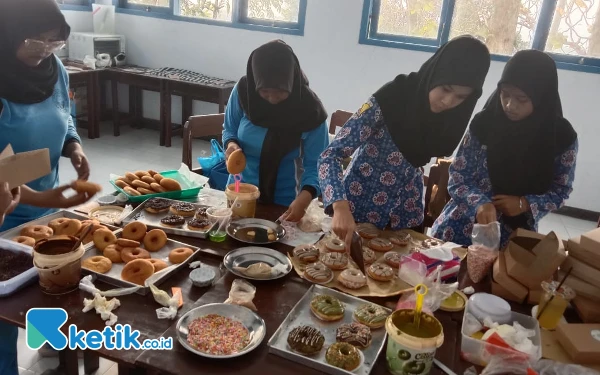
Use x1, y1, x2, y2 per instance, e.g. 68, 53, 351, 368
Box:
338, 269, 367, 289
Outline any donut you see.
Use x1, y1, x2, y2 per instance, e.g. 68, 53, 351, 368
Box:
79, 223, 104, 244
187, 218, 212, 231
160, 215, 185, 228
422, 238, 443, 248
117, 238, 140, 248
12, 236, 35, 247
159, 178, 181, 191
310, 295, 345, 322
368, 238, 394, 252
48, 218, 69, 232
322, 252, 348, 270
121, 259, 155, 286
383, 251, 403, 268
125, 172, 139, 181
354, 303, 389, 329
337, 268, 367, 289
150, 183, 166, 193
92, 229, 117, 251
287, 326, 324, 355
226, 149, 246, 175
148, 259, 168, 272
20, 225, 53, 241
367, 263, 394, 282
390, 232, 411, 247
55, 219, 82, 236
123, 186, 141, 196
122, 222, 147, 241
336, 322, 372, 348
137, 187, 155, 195
117, 176, 134, 185
168, 247, 193, 264
304, 262, 333, 284
357, 223, 380, 239
144, 198, 171, 213
131, 180, 151, 190
195, 207, 208, 218
326, 342, 361, 371
141, 175, 156, 185
134, 170, 150, 178
82, 256, 112, 273
153, 173, 165, 183
143, 229, 168, 252
325, 238, 346, 253
293, 244, 320, 263
120, 247, 151, 263
169, 202, 196, 217
362, 247, 377, 264
115, 179, 130, 189
147, 169, 159, 176
103, 245, 123, 263
72, 180, 102, 195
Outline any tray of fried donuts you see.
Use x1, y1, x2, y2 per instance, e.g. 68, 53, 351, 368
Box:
110, 169, 202, 203
0, 210, 120, 248
121, 197, 216, 239
268, 284, 390, 375
80, 221, 199, 295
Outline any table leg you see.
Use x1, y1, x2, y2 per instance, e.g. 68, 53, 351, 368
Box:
182, 96, 192, 139
118, 363, 148, 375
83, 350, 99, 374
93, 73, 101, 138
56, 348, 78, 375
86, 75, 95, 140
112, 79, 120, 137
218, 90, 225, 114
129, 85, 136, 127
159, 81, 166, 146
135, 87, 143, 128
163, 82, 172, 147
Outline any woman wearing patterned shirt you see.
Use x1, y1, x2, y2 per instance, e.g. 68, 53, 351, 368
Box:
318, 36, 490, 246
432, 50, 578, 248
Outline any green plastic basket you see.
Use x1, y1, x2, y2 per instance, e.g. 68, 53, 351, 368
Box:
110, 170, 202, 203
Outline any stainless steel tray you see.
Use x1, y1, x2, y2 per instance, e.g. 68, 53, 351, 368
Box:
223, 246, 293, 281
268, 285, 390, 375
81, 229, 199, 295
0, 210, 119, 248
227, 218, 286, 245
122, 198, 215, 239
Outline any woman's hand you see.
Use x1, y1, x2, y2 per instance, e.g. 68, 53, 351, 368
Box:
0, 183, 20, 218
280, 190, 312, 222
493, 195, 526, 216
225, 142, 241, 161
331, 201, 356, 250
476, 203, 497, 224
21, 184, 93, 209
65, 142, 90, 180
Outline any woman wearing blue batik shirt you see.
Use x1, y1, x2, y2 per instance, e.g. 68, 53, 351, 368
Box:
432, 50, 578, 249
318, 36, 491, 246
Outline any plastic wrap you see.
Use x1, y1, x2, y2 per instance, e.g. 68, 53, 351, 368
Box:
224, 279, 257, 311
467, 222, 501, 283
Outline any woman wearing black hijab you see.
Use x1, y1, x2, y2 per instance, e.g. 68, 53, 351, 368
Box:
318, 36, 490, 247
432, 50, 578, 248
223, 40, 328, 221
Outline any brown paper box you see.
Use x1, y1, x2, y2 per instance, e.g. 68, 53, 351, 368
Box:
541, 330, 600, 372
573, 297, 600, 323
567, 236, 600, 270
556, 323, 600, 364
580, 229, 600, 263
491, 279, 525, 303
527, 289, 543, 305
558, 270, 600, 302
504, 230, 566, 289
562, 256, 600, 287
0, 145, 51, 189
492, 251, 528, 301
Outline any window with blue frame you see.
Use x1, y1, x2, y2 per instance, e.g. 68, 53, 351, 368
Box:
361, 0, 600, 71
56, 0, 89, 4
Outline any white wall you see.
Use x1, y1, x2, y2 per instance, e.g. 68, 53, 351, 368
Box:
62, 0, 600, 211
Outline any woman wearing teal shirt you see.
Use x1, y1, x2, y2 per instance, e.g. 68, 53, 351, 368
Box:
223, 40, 328, 221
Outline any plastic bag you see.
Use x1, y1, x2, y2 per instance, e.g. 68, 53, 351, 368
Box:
533, 359, 600, 375
396, 266, 458, 312
480, 354, 536, 375
297, 199, 326, 233
224, 279, 257, 311
467, 222, 501, 283
198, 139, 225, 175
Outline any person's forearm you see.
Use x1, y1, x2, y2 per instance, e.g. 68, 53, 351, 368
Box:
19, 186, 56, 208
63, 140, 82, 158
333, 200, 351, 213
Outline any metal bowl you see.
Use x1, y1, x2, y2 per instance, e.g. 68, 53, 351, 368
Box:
224, 246, 293, 281
227, 218, 286, 245
176, 303, 266, 359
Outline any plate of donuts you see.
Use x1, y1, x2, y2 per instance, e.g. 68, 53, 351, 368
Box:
80, 221, 199, 295
110, 169, 202, 203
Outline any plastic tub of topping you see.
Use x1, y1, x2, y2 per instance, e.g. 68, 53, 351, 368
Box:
0, 239, 37, 297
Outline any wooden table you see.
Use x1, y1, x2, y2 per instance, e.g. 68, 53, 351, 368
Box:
65, 65, 99, 140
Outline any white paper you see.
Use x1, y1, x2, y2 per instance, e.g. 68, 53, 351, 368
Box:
196, 187, 227, 207
280, 221, 323, 247
177, 163, 208, 187
419, 242, 460, 262
82, 293, 120, 326
92, 5, 116, 34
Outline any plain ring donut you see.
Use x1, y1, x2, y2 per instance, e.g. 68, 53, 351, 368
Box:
103, 244, 123, 263
122, 222, 147, 241
120, 247, 151, 263
121, 259, 155, 286
325, 238, 346, 253
168, 247, 193, 264
48, 218, 69, 233
148, 259, 168, 272
55, 219, 83, 236
12, 236, 36, 247
143, 229, 168, 252
20, 225, 53, 241
92, 229, 117, 251
82, 256, 112, 274
337, 268, 367, 289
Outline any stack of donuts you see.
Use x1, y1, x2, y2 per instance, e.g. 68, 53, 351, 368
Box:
11, 218, 112, 247
82, 221, 194, 286
113, 169, 182, 196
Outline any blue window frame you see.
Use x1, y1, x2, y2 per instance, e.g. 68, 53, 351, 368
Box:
360, 0, 600, 73
57, 0, 93, 11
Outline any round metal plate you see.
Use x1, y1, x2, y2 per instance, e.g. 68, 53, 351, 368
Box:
224, 246, 293, 281
176, 303, 266, 359
226, 218, 286, 245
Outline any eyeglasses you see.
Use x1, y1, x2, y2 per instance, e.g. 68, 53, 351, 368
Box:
23, 39, 66, 53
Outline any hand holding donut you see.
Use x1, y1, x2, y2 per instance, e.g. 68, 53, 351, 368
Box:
225, 141, 242, 161
0, 183, 20, 226
331, 200, 356, 252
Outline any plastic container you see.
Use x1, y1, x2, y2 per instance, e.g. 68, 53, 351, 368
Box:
110, 169, 202, 203
461, 301, 542, 366
467, 293, 511, 325
33, 236, 84, 295
385, 309, 444, 375
0, 239, 38, 297
206, 207, 233, 224
537, 280, 575, 330
97, 195, 117, 206
225, 183, 260, 218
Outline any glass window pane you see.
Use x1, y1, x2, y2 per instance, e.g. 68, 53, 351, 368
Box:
376, 0, 443, 39
126, 0, 170, 7
545, 0, 600, 58
180, 0, 233, 21
450, 0, 544, 55
247, 0, 300, 23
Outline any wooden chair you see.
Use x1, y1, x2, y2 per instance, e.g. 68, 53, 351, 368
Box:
422, 158, 453, 232
329, 110, 353, 135
182, 113, 225, 174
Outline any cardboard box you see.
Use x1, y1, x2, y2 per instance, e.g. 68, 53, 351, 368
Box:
492, 251, 528, 302
0, 145, 51, 189
527, 289, 543, 305
558, 270, 600, 302
556, 323, 600, 364
491, 279, 525, 303
568, 235, 600, 270
580, 229, 600, 264
562, 256, 600, 287
573, 297, 600, 323
504, 229, 566, 289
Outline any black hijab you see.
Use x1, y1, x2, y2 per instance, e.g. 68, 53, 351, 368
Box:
373, 36, 490, 168
471, 50, 577, 200
0, 0, 70, 104
237, 40, 327, 204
